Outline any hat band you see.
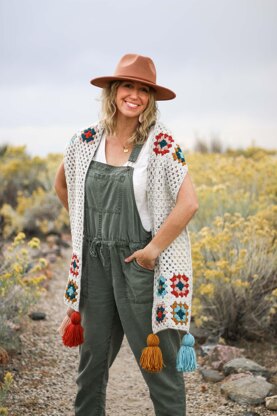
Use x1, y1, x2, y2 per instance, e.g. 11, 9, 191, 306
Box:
114, 74, 157, 86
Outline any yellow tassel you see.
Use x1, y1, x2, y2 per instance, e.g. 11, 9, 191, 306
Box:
140, 333, 164, 373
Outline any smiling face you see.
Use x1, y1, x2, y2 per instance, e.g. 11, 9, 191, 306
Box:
115, 80, 151, 120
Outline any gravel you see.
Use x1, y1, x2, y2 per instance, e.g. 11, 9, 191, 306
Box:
5, 251, 275, 416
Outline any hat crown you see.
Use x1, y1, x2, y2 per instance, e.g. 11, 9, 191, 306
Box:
114, 54, 157, 85
90, 53, 176, 100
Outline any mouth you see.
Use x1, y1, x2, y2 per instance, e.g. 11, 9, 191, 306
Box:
124, 101, 140, 109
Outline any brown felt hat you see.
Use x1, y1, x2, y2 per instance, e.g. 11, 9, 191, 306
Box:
90, 53, 176, 101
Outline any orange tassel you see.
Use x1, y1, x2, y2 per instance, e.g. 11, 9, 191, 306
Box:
140, 333, 164, 373
62, 311, 84, 347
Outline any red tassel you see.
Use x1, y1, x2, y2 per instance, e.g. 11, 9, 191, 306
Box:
62, 311, 84, 347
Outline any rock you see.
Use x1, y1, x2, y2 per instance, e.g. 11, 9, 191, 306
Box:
265, 395, 277, 410
224, 372, 253, 383
200, 383, 208, 392
267, 384, 277, 396
199, 344, 217, 357
240, 412, 261, 416
199, 368, 225, 383
201, 344, 245, 370
223, 357, 270, 378
29, 311, 46, 320
220, 374, 274, 405
199, 336, 220, 357
269, 373, 277, 385
211, 360, 223, 370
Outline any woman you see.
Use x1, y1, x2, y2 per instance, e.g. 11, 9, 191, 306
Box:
55, 53, 199, 416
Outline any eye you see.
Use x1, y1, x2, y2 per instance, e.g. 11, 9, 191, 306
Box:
141, 87, 150, 93
122, 82, 133, 89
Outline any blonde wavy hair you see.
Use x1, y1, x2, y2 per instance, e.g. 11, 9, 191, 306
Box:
99, 81, 159, 145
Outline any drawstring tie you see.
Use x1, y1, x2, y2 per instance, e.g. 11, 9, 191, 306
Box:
89, 239, 107, 267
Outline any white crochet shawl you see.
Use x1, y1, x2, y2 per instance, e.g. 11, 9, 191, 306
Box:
63, 120, 193, 334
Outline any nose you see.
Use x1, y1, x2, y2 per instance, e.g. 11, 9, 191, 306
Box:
129, 87, 139, 99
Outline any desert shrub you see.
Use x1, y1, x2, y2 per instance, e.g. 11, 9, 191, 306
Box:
0, 146, 68, 239
0, 146, 47, 208
0, 233, 48, 348
0, 189, 69, 239
0, 372, 13, 413
187, 151, 277, 231
190, 208, 277, 341
226, 145, 276, 159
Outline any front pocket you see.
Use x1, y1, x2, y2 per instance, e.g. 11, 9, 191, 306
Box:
119, 247, 154, 304
133, 258, 154, 272
126, 259, 154, 304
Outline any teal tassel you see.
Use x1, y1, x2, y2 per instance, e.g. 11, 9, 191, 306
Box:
176, 333, 198, 372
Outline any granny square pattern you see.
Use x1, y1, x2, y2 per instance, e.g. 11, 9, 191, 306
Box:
172, 145, 186, 166
65, 280, 78, 303
81, 128, 97, 143
155, 303, 167, 324
153, 132, 174, 155
157, 276, 168, 298
171, 301, 189, 325
69, 253, 80, 278
170, 274, 189, 298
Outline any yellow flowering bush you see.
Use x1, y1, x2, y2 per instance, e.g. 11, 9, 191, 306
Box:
186, 147, 277, 340
190, 206, 277, 340
0, 146, 69, 239
0, 191, 69, 240
0, 233, 48, 347
0, 371, 13, 411
188, 151, 277, 232
0, 146, 46, 208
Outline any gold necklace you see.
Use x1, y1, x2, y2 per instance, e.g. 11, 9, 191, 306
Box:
122, 138, 133, 153
113, 134, 132, 152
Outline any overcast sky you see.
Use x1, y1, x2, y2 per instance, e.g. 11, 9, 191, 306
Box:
1, 0, 276, 155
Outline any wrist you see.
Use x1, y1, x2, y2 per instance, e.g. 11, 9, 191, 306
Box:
148, 240, 162, 258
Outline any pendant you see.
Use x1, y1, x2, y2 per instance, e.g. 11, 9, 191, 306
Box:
123, 147, 129, 153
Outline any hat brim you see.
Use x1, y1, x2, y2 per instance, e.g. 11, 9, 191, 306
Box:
90, 75, 176, 101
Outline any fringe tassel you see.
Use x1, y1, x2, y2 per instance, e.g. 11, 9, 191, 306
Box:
140, 333, 164, 373
61, 311, 84, 347
176, 333, 198, 372
58, 314, 71, 337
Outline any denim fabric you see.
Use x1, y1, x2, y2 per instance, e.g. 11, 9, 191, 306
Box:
74, 145, 186, 416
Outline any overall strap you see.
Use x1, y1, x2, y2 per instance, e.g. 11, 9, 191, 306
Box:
127, 144, 144, 166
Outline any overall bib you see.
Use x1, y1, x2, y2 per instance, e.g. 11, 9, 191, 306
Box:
75, 144, 186, 416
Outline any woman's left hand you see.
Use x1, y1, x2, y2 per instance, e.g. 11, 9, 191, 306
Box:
124, 242, 161, 271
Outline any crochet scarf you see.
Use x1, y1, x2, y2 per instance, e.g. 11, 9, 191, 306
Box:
63, 120, 193, 335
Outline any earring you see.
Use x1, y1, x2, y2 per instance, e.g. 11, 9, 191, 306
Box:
139, 113, 144, 123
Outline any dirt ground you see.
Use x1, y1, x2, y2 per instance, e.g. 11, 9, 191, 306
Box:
6, 251, 276, 416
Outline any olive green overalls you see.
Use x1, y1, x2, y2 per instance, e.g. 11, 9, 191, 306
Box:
75, 144, 186, 416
